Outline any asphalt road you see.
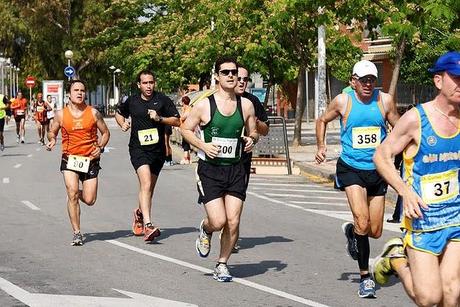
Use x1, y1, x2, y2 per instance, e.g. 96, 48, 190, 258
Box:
0, 118, 412, 306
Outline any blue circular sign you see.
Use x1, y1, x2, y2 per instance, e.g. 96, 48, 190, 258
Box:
64, 66, 75, 78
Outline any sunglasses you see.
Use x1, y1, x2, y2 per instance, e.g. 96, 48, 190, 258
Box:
355, 76, 377, 84
219, 69, 238, 76
238, 77, 250, 82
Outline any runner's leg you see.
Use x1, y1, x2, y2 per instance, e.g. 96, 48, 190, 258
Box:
63, 170, 82, 233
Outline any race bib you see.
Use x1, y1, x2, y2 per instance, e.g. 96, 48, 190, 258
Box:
212, 137, 238, 158
16, 110, 25, 116
138, 128, 159, 146
47, 111, 54, 119
67, 155, 90, 173
421, 169, 459, 204
36, 106, 44, 112
352, 126, 381, 149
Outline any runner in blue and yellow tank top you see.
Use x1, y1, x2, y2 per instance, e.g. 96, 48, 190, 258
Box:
373, 51, 460, 306
181, 56, 259, 283
316, 60, 400, 298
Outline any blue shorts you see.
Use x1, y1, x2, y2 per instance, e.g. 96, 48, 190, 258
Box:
403, 225, 460, 255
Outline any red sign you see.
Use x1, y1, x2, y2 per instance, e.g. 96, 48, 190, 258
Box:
25, 76, 36, 88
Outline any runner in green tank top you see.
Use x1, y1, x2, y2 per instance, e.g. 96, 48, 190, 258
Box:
181, 56, 259, 282
0, 94, 11, 151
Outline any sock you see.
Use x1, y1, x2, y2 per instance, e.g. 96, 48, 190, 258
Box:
166, 155, 172, 162
216, 262, 226, 267
355, 233, 370, 271
360, 273, 370, 282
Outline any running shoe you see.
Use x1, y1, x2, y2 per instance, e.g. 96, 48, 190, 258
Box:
20, 137, 24, 144
213, 263, 233, 282
196, 220, 211, 257
71, 232, 83, 246
143, 223, 161, 242
358, 277, 376, 298
372, 237, 405, 285
16, 135, 19, 143
342, 222, 358, 260
0, 144, 4, 151
132, 208, 144, 236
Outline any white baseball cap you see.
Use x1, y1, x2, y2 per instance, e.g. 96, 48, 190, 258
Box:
352, 60, 378, 78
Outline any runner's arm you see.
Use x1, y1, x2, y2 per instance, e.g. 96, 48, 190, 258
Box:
315, 94, 345, 163
91, 109, 110, 159
373, 110, 427, 218
46, 110, 62, 151
241, 98, 258, 152
383, 93, 400, 127
180, 99, 219, 158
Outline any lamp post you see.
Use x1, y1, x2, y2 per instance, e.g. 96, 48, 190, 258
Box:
0, 57, 5, 95
64, 50, 73, 81
15, 67, 20, 94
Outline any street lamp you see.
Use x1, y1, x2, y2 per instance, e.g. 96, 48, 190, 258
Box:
64, 50, 73, 80
0, 57, 5, 95
15, 67, 20, 94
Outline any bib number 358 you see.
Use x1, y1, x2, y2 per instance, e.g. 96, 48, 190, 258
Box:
352, 126, 381, 149
67, 155, 90, 173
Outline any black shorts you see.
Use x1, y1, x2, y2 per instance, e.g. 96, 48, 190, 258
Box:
196, 160, 247, 204
0, 118, 4, 132
165, 125, 172, 136
60, 155, 101, 182
335, 158, 388, 196
129, 148, 164, 176
6, 109, 11, 116
14, 115, 25, 123
182, 139, 191, 151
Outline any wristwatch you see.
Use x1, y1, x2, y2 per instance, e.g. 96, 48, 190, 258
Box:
158, 116, 163, 122
249, 135, 258, 145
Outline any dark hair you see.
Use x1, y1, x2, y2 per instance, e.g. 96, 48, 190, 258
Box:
237, 63, 249, 74
66, 79, 86, 92
137, 69, 155, 83
214, 56, 238, 73
182, 96, 191, 105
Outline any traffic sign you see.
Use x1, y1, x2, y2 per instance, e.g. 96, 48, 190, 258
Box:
64, 66, 75, 78
25, 76, 36, 88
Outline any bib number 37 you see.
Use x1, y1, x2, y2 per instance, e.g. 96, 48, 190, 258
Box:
421, 169, 459, 204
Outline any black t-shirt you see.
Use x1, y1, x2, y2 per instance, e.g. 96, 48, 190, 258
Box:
241, 91, 269, 163
117, 92, 179, 154
242, 91, 269, 125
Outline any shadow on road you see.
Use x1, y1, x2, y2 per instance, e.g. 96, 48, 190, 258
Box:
237, 236, 293, 250
228, 260, 288, 278
83, 230, 133, 243
155, 227, 197, 241
337, 272, 400, 289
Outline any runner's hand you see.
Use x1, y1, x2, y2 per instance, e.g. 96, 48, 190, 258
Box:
148, 109, 160, 121
242, 136, 254, 153
90, 143, 102, 160
121, 121, 130, 132
46, 139, 56, 151
402, 190, 427, 219
315, 145, 327, 164
203, 143, 220, 159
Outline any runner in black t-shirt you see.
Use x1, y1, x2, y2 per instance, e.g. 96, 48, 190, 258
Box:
115, 69, 180, 242
224, 65, 270, 252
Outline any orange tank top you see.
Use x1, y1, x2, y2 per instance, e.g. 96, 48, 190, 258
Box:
61, 106, 98, 156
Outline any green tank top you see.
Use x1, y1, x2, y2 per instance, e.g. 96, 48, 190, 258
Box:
199, 94, 245, 165
0, 95, 5, 119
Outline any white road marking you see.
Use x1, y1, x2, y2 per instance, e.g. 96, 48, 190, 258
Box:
290, 201, 347, 207
21, 201, 40, 211
107, 240, 330, 307
251, 187, 340, 194
2, 177, 10, 184
27, 154, 33, 158
14, 164, 22, 168
0, 276, 196, 307
247, 191, 402, 233
265, 193, 346, 201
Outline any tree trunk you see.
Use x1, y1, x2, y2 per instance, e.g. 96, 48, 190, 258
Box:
292, 66, 306, 147
388, 37, 406, 98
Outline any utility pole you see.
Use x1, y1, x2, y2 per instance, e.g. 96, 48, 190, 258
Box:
316, 24, 327, 119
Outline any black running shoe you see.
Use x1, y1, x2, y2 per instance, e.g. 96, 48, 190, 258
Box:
342, 222, 358, 260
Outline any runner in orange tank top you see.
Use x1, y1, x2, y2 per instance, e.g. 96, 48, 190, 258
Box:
46, 80, 110, 246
